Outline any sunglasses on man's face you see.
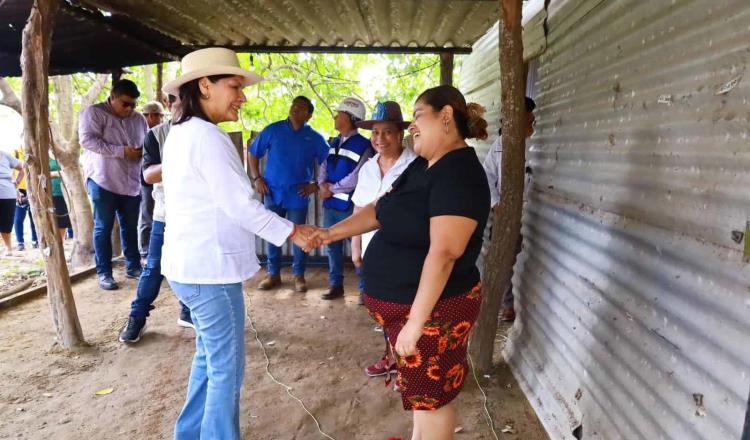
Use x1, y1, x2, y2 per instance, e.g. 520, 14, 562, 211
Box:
118, 98, 137, 109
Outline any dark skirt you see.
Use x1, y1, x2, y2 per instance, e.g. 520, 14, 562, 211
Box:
0, 198, 15, 233
364, 284, 482, 411
52, 196, 71, 229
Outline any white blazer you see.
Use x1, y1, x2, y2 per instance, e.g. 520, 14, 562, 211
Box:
161, 117, 293, 284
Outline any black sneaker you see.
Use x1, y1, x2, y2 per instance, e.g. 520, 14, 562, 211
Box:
125, 268, 142, 279
119, 316, 147, 343
98, 274, 119, 290
16, 243, 25, 251
31, 241, 38, 249
177, 309, 194, 329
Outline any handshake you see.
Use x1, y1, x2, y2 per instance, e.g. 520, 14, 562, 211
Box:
289, 225, 333, 253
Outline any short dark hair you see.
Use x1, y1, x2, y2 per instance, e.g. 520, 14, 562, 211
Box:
497, 97, 537, 135
293, 96, 314, 115
525, 97, 536, 113
174, 74, 234, 125
111, 79, 140, 99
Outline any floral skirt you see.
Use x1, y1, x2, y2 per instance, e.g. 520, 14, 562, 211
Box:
363, 284, 482, 410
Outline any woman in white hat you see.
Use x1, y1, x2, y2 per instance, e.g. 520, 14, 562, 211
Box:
160, 47, 312, 440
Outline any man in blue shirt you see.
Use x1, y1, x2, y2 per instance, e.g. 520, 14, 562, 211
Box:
249, 96, 329, 292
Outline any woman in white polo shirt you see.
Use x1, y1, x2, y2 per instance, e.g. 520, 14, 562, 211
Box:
350, 101, 417, 378
160, 48, 312, 440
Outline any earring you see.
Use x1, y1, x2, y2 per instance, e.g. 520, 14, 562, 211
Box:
443, 120, 449, 134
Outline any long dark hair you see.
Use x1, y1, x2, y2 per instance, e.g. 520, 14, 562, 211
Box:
174, 74, 234, 124
416, 85, 488, 140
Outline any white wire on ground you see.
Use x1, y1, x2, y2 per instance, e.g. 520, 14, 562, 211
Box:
244, 293, 336, 440
468, 345, 500, 440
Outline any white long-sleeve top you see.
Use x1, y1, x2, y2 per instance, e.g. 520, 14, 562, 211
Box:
482, 137, 503, 208
161, 117, 293, 284
482, 136, 533, 208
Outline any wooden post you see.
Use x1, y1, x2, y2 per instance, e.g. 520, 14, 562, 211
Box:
155, 63, 164, 105
439, 53, 454, 86
111, 68, 122, 85
21, 0, 84, 348
470, 0, 525, 372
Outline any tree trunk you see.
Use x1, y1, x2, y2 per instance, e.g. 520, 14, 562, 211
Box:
143, 65, 153, 102
470, 0, 526, 372
50, 74, 108, 268
52, 75, 74, 140
156, 63, 164, 105
21, 0, 84, 349
111, 218, 122, 257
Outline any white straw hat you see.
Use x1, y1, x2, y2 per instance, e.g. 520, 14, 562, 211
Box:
163, 47, 263, 97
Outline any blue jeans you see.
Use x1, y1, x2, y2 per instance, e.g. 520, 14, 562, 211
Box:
130, 221, 188, 319
13, 191, 37, 244
323, 206, 352, 286
169, 281, 245, 440
264, 199, 307, 276
87, 179, 141, 276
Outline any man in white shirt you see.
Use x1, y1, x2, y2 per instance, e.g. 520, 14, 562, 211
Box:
481, 96, 535, 322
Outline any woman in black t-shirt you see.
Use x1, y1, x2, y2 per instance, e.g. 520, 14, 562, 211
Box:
311, 85, 490, 438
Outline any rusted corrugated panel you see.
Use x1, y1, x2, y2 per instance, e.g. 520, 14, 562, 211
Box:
500, 0, 750, 439
79, 0, 498, 51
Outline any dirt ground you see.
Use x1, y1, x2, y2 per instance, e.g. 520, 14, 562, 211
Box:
0, 264, 548, 440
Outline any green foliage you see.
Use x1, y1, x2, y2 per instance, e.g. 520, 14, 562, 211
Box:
4, 53, 448, 144
223, 53, 441, 140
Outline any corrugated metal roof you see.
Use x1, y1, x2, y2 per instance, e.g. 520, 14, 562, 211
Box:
1, 0, 499, 76
79, 0, 499, 51
492, 0, 750, 439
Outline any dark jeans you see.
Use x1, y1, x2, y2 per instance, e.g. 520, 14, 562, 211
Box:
138, 184, 154, 258
263, 199, 308, 276
87, 179, 141, 276
130, 221, 188, 319
13, 190, 37, 244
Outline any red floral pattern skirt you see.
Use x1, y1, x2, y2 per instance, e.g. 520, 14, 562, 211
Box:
363, 284, 482, 410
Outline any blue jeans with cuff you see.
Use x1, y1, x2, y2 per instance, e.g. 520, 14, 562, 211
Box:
169, 281, 245, 440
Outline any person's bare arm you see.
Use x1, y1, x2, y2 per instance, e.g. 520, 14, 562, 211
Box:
143, 164, 162, 184
248, 153, 268, 195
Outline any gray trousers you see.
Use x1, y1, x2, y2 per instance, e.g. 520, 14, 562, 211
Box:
138, 184, 154, 258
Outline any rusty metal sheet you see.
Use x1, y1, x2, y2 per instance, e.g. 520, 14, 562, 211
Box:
461, 0, 750, 439
507, 0, 750, 439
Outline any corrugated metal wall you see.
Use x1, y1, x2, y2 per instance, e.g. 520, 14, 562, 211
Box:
458, 21, 502, 162
462, 0, 750, 439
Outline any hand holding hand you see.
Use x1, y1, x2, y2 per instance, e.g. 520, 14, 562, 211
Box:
253, 177, 269, 195
290, 224, 317, 252
308, 227, 333, 249
394, 319, 423, 358
318, 183, 333, 200
124, 146, 143, 161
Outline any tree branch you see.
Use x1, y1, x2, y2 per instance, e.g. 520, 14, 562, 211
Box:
0, 77, 22, 114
